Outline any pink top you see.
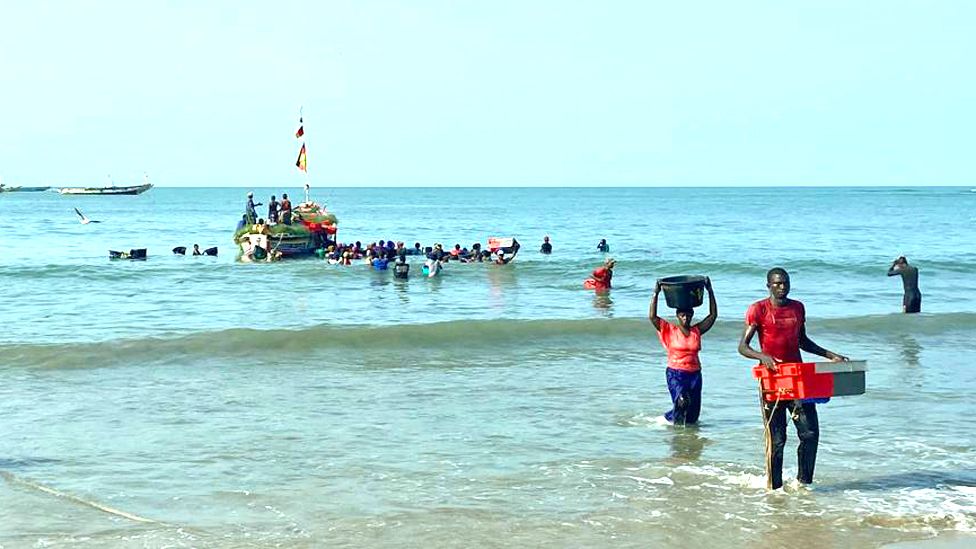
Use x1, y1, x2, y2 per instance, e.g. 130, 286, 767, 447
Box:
657, 322, 702, 372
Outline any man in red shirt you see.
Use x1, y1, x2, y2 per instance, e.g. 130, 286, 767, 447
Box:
738, 267, 847, 490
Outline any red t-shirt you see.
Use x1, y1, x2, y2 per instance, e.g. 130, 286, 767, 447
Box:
745, 298, 805, 363
657, 322, 701, 372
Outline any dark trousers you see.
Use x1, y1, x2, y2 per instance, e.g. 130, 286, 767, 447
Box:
664, 368, 702, 425
904, 290, 922, 313
761, 399, 819, 489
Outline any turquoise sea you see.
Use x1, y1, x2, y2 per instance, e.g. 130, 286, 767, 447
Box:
1, 186, 974, 548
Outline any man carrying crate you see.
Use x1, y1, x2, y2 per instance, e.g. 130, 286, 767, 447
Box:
737, 267, 848, 490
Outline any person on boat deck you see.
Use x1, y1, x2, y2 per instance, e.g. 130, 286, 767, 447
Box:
887, 256, 922, 313
590, 258, 616, 291
236, 214, 248, 232
280, 193, 293, 225
597, 238, 610, 253
245, 192, 262, 224
540, 236, 553, 254
494, 239, 520, 265
737, 267, 848, 490
253, 218, 270, 235
649, 277, 717, 426
192, 244, 202, 256
268, 195, 280, 224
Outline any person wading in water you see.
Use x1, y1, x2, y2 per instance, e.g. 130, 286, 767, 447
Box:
887, 256, 921, 313
737, 267, 848, 490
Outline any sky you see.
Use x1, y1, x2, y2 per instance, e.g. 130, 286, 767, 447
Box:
0, 1, 973, 187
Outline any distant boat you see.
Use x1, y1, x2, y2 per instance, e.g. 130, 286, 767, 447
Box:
0, 185, 51, 192
58, 183, 153, 196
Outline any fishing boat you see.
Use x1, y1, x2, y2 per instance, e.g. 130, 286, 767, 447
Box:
235, 198, 338, 260
0, 185, 51, 192
59, 183, 152, 195
234, 113, 338, 261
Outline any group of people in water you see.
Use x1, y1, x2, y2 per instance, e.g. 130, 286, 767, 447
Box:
647, 260, 920, 490
172, 244, 217, 256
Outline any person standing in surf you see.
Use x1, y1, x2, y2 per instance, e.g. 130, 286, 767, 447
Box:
737, 267, 848, 490
649, 276, 717, 425
887, 256, 922, 313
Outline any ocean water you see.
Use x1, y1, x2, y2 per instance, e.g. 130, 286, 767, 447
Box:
1, 186, 974, 548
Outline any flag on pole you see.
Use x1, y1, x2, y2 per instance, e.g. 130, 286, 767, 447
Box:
295, 117, 304, 139
295, 143, 307, 172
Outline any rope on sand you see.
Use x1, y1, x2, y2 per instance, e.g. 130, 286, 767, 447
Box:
0, 470, 170, 526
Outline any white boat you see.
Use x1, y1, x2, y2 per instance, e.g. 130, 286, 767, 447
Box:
59, 183, 153, 195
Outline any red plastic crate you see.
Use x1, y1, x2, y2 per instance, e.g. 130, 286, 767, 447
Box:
753, 362, 834, 402
752, 361, 867, 402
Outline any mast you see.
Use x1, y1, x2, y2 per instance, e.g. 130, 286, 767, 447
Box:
295, 107, 310, 204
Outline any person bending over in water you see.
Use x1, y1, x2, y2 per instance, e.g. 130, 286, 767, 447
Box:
590, 258, 616, 291
649, 277, 717, 425
887, 256, 921, 313
738, 267, 848, 490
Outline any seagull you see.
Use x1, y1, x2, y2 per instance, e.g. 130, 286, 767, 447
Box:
74, 207, 101, 224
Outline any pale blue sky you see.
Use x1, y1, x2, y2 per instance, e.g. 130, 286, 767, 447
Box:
1, 1, 972, 187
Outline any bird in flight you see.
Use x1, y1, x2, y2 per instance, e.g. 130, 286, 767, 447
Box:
74, 207, 101, 224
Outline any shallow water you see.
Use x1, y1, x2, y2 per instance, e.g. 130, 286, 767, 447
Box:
1, 187, 974, 547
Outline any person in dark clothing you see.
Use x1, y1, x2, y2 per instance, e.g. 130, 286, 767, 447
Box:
597, 238, 609, 253
738, 267, 848, 490
268, 195, 280, 224
428, 243, 446, 261
245, 192, 262, 224
887, 256, 922, 313
393, 253, 410, 279
540, 236, 552, 254
280, 193, 293, 225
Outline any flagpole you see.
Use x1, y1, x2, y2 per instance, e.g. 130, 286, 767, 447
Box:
301, 106, 310, 204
